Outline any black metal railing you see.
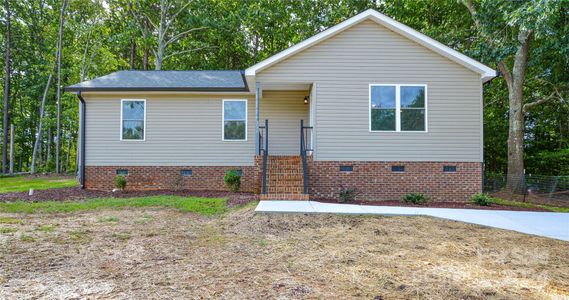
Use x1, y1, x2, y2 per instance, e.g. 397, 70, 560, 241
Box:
300, 120, 313, 194
259, 120, 269, 194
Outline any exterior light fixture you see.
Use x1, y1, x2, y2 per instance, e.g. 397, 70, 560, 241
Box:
304, 96, 309, 104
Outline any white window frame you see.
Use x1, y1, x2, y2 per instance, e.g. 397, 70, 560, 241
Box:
369, 84, 428, 133
120, 99, 146, 141
222, 99, 248, 141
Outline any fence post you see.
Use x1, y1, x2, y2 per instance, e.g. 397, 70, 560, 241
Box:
547, 176, 559, 205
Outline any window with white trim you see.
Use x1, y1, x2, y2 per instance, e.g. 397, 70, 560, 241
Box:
370, 84, 426, 132
121, 100, 146, 140
223, 99, 247, 140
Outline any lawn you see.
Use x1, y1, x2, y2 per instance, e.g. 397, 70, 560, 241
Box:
0, 175, 78, 193
0, 197, 567, 299
0, 196, 226, 215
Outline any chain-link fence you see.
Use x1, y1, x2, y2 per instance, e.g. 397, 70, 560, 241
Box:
484, 174, 569, 207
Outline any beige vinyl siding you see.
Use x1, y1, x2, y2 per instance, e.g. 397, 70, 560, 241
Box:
258, 20, 483, 162
260, 90, 310, 155
84, 93, 255, 166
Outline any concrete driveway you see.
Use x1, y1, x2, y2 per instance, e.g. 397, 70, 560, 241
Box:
256, 201, 569, 241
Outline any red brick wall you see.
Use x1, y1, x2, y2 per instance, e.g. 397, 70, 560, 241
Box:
308, 161, 482, 202
85, 162, 262, 192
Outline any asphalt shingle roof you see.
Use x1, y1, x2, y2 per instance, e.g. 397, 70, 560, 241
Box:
65, 70, 247, 92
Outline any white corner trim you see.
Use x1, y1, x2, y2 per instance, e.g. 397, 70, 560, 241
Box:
245, 9, 496, 82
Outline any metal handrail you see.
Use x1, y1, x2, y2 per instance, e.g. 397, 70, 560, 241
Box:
259, 120, 268, 194
300, 120, 311, 194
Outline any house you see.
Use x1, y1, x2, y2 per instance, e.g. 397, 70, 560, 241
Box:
66, 9, 496, 202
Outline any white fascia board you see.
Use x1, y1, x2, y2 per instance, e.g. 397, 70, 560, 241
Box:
245, 9, 496, 82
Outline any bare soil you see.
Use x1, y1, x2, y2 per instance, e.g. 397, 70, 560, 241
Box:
1, 205, 568, 299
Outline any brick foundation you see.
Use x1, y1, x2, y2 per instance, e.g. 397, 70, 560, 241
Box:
85, 163, 262, 193
308, 161, 482, 202
85, 158, 481, 202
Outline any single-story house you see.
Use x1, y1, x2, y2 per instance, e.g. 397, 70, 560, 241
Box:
66, 9, 496, 202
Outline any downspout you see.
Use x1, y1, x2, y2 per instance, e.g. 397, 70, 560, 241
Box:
77, 91, 86, 188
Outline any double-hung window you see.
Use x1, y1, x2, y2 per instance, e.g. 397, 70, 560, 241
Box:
121, 99, 146, 140
223, 99, 247, 141
370, 84, 427, 132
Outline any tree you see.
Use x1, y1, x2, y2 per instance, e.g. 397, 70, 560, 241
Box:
2, 0, 11, 174
132, 0, 206, 70
55, 0, 68, 174
462, 0, 566, 187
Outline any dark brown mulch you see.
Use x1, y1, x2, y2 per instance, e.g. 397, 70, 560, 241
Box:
314, 199, 550, 212
0, 187, 258, 207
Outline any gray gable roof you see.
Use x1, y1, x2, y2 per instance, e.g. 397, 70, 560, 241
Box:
65, 70, 247, 92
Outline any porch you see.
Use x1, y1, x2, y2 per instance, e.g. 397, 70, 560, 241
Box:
253, 83, 314, 200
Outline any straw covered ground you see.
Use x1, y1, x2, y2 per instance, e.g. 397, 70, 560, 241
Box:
1, 203, 568, 299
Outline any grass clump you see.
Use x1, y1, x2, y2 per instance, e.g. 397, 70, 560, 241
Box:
37, 224, 57, 232
402, 193, 430, 205
0, 196, 226, 216
99, 216, 120, 223
0, 217, 23, 224
491, 197, 569, 213
0, 175, 77, 193
471, 193, 492, 206
0, 227, 17, 234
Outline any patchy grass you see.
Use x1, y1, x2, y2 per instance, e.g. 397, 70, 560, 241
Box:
0, 227, 17, 233
0, 206, 567, 299
37, 224, 57, 232
0, 196, 226, 216
99, 216, 120, 223
0, 216, 23, 224
0, 175, 78, 193
492, 197, 569, 212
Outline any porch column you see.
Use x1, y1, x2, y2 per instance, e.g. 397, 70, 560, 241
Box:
255, 82, 260, 155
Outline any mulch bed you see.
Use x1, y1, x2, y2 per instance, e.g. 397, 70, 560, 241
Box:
314, 199, 551, 212
0, 187, 258, 207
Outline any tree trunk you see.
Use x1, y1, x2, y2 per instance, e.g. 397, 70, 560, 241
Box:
3, 0, 11, 174
130, 38, 136, 69
143, 48, 149, 70
500, 29, 532, 192
65, 134, 71, 173
31, 74, 53, 174
55, 0, 68, 174
46, 127, 51, 172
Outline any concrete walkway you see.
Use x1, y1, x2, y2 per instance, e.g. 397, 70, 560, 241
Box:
255, 201, 569, 241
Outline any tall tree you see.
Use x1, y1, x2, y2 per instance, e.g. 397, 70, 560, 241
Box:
132, 0, 206, 70
2, 0, 11, 174
462, 0, 565, 188
55, 0, 68, 174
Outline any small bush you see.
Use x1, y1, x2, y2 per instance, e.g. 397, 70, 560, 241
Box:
115, 175, 127, 190
224, 170, 241, 192
402, 193, 430, 205
471, 193, 492, 206
338, 187, 358, 203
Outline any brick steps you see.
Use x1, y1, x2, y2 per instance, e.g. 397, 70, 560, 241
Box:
260, 193, 310, 201
262, 155, 308, 201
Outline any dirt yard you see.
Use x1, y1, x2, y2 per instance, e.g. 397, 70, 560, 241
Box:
1, 205, 568, 299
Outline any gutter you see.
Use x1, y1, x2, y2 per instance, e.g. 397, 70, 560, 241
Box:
77, 91, 86, 188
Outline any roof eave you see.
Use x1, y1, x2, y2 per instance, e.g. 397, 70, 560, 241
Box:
64, 86, 249, 93
245, 9, 496, 81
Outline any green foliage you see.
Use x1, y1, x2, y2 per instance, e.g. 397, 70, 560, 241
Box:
471, 193, 492, 206
224, 170, 241, 192
338, 187, 358, 203
491, 197, 569, 213
0, 0, 565, 178
114, 175, 127, 190
0, 176, 78, 193
402, 193, 430, 205
0, 196, 227, 215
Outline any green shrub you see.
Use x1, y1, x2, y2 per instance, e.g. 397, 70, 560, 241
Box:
224, 170, 241, 192
338, 187, 358, 203
402, 193, 430, 205
471, 193, 492, 206
114, 175, 127, 190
